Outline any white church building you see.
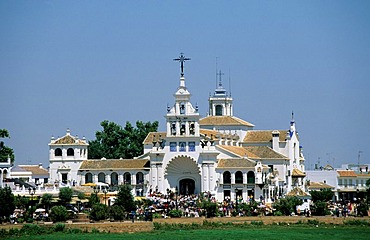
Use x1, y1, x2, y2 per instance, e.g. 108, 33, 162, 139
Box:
48, 54, 307, 203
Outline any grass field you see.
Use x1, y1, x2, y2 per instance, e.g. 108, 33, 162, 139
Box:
4, 225, 370, 240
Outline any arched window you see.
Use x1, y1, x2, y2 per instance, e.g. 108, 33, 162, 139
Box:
111, 172, 118, 186
55, 148, 62, 157
247, 171, 255, 184
235, 171, 243, 184
98, 172, 106, 183
67, 148, 74, 156
215, 105, 223, 116
223, 171, 231, 184
136, 172, 144, 185
85, 173, 93, 183
124, 172, 131, 185
180, 102, 185, 114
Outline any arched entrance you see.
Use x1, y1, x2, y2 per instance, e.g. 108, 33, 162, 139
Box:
165, 155, 201, 194
179, 178, 195, 195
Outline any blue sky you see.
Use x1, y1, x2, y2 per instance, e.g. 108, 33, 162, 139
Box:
1, 1, 369, 169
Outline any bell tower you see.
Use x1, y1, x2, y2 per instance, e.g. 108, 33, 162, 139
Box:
165, 53, 200, 137
208, 70, 233, 116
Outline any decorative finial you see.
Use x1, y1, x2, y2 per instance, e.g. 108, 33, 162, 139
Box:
173, 53, 191, 77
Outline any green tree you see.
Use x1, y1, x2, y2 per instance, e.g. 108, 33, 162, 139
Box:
310, 189, 334, 202
50, 205, 69, 223
14, 195, 29, 210
310, 189, 334, 216
88, 120, 158, 159
273, 196, 303, 216
88, 193, 100, 207
0, 129, 15, 163
90, 203, 108, 221
41, 193, 53, 211
59, 187, 73, 205
0, 187, 15, 222
109, 205, 125, 221
114, 185, 136, 212
198, 199, 218, 218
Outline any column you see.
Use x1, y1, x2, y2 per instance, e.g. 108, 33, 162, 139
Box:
231, 172, 235, 184
202, 164, 207, 192
157, 164, 163, 192
106, 174, 111, 185
118, 174, 124, 185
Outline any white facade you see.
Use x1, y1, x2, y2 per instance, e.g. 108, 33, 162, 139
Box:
48, 58, 307, 202
49, 129, 88, 186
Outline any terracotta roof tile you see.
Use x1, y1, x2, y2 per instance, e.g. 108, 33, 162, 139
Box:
286, 187, 310, 197
80, 159, 150, 170
337, 170, 357, 177
143, 132, 166, 145
51, 135, 88, 145
217, 158, 256, 168
217, 145, 259, 158
18, 165, 49, 176
199, 116, 254, 127
244, 146, 288, 160
308, 182, 334, 189
292, 168, 306, 177
243, 130, 288, 143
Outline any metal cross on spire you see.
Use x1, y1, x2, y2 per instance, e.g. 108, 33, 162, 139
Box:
174, 53, 191, 77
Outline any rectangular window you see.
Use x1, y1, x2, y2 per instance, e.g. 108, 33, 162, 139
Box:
170, 142, 177, 152
179, 142, 186, 152
338, 179, 342, 186
44, 178, 48, 184
189, 142, 195, 151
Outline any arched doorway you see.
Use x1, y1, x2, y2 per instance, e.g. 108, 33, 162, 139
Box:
179, 178, 195, 195
165, 156, 201, 194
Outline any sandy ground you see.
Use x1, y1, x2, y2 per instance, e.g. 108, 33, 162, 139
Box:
1, 216, 369, 233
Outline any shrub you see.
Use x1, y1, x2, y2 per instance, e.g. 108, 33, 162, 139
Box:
250, 220, 264, 226
307, 219, 320, 225
356, 202, 369, 217
311, 201, 327, 216
153, 222, 162, 230
54, 223, 65, 232
67, 228, 83, 234
198, 200, 218, 218
273, 196, 303, 216
50, 205, 69, 223
168, 209, 182, 218
273, 211, 283, 216
152, 213, 161, 218
109, 205, 125, 221
90, 203, 108, 221
20, 224, 46, 235
344, 219, 370, 226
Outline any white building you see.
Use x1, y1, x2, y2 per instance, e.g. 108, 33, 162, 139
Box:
48, 54, 307, 202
